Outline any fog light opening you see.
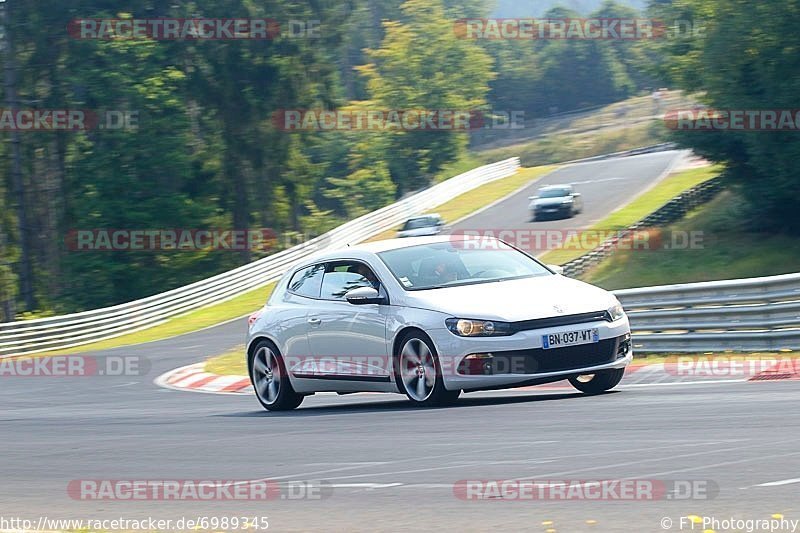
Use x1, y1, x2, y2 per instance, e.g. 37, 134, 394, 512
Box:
616, 333, 632, 359
458, 353, 495, 375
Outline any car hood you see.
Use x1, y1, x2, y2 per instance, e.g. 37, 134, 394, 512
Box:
402, 275, 614, 321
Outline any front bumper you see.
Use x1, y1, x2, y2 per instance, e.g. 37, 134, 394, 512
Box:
429, 319, 632, 391
534, 204, 572, 216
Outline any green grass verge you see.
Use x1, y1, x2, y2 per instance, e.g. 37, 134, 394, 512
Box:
40, 284, 274, 356
539, 165, 723, 266
367, 165, 557, 242
583, 189, 800, 290
477, 120, 669, 168
473, 90, 693, 153
205, 344, 247, 376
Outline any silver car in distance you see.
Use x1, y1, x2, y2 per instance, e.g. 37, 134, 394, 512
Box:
246, 235, 632, 411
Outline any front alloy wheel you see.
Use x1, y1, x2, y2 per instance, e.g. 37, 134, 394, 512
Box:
249, 341, 303, 411
396, 333, 460, 407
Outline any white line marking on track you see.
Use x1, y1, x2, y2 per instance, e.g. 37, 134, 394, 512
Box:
329, 483, 404, 490
567, 177, 624, 185
637, 451, 800, 480
749, 478, 800, 488
620, 379, 749, 388
506, 439, 800, 483
109, 381, 139, 388
321, 460, 557, 483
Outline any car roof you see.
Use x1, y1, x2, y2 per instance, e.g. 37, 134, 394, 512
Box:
303, 234, 477, 263
405, 213, 441, 221
538, 184, 572, 190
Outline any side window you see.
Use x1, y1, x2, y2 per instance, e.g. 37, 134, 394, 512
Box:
320, 261, 380, 300
287, 264, 324, 298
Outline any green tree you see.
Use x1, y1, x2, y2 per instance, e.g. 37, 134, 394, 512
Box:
359, 0, 496, 192
325, 139, 396, 219
652, 0, 800, 231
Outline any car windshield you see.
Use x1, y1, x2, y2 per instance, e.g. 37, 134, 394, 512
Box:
538, 187, 571, 198
377, 240, 551, 290
402, 217, 437, 230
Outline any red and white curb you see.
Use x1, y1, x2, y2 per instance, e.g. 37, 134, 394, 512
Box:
155, 359, 800, 396
155, 363, 251, 395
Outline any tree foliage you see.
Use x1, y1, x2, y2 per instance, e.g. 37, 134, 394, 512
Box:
651, 0, 800, 231
4, 0, 749, 316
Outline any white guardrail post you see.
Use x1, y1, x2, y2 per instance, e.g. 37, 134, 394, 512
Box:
0, 158, 520, 356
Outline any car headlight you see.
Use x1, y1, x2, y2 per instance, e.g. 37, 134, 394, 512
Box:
446, 318, 513, 337
607, 301, 626, 321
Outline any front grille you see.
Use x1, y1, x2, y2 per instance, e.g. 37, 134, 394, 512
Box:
458, 336, 621, 375
510, 311, 610, 333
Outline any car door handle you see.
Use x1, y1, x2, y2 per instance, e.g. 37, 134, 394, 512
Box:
307, 317, 321, 325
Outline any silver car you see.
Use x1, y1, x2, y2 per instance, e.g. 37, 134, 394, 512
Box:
529, 185, 583, 221
246, 235, 632, 411
396, 214, 444, 238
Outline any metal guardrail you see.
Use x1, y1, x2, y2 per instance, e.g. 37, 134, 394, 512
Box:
0, 158, 521, 357
615, 273, 800, 352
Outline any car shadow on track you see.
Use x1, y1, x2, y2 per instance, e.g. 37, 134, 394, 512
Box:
217, 390, 619, 418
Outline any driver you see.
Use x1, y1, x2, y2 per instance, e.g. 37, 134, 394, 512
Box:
433, 260, 458, 283
353, 264, 380, 289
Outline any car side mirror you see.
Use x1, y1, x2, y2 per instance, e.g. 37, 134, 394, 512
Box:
529, 196, 539, 200
345, 286, 385, 305
547, 264, 565, 275
572, 192, 581, 197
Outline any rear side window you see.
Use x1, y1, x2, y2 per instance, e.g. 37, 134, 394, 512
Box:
287, 264, 324, 298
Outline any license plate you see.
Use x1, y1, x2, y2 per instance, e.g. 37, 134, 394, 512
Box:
542, 328, 599, 349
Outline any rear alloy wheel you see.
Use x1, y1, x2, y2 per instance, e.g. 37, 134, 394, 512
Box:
249, 341, 304, 411
396, 333, 460, 407
568, 368, 625, 395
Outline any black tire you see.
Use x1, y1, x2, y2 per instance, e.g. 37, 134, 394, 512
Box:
394, 331, 460, 407
249, 340, 304, 411
568, 368, 625, 395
